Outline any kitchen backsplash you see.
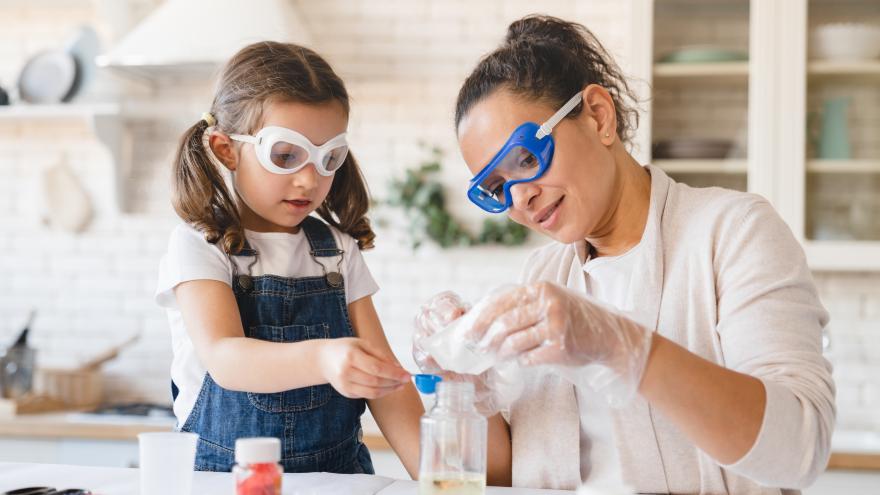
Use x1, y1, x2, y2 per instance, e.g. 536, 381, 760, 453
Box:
0, 0, 878, 435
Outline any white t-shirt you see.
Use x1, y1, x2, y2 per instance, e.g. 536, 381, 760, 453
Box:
576, 241, 642, 484
155, 222, 379, 426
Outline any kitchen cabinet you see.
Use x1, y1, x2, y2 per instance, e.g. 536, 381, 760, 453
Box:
0, 103, 133, 212
803, 0, 880, 268
640, 0, 880, 270
650, 0, 750, 193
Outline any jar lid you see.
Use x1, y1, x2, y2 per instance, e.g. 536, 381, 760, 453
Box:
413, 373, 443, 394
235, 437, 280, 464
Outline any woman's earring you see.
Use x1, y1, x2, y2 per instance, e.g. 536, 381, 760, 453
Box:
604, 132, 610, 138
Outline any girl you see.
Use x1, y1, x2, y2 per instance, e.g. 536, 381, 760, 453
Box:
155, 41, 423, 475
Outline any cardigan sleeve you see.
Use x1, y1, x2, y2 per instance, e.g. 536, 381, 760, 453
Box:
713, 197, 835, 488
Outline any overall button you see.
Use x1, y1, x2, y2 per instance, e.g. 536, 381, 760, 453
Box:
237, 275, 253, 291
326, 272, 343, 288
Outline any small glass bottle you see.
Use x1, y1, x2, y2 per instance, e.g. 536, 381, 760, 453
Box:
233, 437, 283, 495
418, 380, 487, 495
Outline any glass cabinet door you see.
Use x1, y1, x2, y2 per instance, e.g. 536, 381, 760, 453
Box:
805, 0, 880, 241
651, 0, 750, 191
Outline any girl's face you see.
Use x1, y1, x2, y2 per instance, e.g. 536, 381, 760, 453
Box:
219, 100, 347, 233
457, 87, 620, 244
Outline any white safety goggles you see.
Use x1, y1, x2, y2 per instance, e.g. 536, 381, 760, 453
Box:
229, 126, 349, 176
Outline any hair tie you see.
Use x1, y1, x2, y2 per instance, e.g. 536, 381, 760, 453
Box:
201, 112, 217, 126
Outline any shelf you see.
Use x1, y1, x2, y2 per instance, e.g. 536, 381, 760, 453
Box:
805, 241, 880, 271
808, 60, 880, 79
0, 103, 121, 120
653, 62, 749, 81
655, 159, 747, 174
808, 160, 880, 173
652, 60, 879, 81
0, 103, 132, 212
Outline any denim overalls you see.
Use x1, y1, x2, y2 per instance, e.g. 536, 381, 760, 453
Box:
175, 216, 374, 474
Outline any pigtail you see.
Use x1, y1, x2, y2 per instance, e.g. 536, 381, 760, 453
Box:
316, 151, 376, 250
171, 119, 246, 254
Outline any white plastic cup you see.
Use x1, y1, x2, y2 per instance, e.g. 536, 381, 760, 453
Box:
138, 432, 199, 495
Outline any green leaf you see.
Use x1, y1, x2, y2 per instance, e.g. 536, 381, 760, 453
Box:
383, 144, 529, 250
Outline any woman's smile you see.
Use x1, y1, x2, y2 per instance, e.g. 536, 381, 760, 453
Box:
534, 196, 564, 230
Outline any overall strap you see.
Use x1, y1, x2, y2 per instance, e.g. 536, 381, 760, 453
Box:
301, 216, 346, 288
301, 216, 343, 257
227, 238, 258, 292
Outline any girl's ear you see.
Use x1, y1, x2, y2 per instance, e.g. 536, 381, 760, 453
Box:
581, 84, 618, 146
208, 131, 239, 171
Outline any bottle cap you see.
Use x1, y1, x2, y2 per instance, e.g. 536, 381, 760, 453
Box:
235, 437, 280, 464
413, 374, 443, 394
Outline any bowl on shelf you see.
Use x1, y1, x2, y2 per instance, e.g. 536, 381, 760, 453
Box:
812, 23, 880, 61
659, 45, 748, 64
652, 138, 734, 159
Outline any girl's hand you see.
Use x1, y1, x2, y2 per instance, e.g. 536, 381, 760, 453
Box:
318, 337, 411, 399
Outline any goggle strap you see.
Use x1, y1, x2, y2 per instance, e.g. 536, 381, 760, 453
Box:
535, 92, 583, 140
229, 134, 259, 145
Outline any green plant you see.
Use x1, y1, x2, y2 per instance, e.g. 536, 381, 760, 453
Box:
386, 145, 529, 249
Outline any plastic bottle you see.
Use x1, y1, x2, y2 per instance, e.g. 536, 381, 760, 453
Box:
417, 378, 487, 495
233, 437, 282, 495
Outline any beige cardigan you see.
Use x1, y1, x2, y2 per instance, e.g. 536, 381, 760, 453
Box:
510, 166, 835, 494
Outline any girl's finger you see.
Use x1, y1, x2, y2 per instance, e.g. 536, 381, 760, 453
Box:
348, 367, 408, 388
353, 345, 410, 382
347, 382, 406, 400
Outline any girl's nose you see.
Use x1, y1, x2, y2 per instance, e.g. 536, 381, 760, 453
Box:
291, 162, 319, 189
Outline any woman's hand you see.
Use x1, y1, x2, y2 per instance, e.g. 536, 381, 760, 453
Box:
413, 291, 471, 373
464, 282, 654, 401
318, 337, 410, 399
413, 291, 516, 416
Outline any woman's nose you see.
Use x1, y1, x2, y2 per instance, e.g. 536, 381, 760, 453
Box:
508, 181, 540, 212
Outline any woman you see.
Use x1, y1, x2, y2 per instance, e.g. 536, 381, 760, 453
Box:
416, 15, 834, 494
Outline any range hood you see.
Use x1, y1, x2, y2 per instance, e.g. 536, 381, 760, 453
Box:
96, 0, 313, 79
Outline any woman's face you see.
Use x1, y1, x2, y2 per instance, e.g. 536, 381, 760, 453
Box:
457, 87, 619, 244
218, 100, 347, 233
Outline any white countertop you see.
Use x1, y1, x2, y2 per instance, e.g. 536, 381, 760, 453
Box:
0, 462, 571, 495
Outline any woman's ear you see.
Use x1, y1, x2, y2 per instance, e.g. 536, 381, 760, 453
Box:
581, 84, 618, 146
208, 131, 238, 171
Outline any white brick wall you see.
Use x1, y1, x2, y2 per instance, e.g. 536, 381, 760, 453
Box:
0, 1, 877, 436
815, 273, 880, 431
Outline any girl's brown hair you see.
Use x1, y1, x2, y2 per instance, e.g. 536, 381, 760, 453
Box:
172, 41, 375, 254
455, 15, 639, 145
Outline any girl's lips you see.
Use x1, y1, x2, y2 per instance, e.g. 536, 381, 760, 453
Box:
283, 199, 312, 210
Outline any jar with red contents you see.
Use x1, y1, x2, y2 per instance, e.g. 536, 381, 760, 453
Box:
233, 437, 283, 495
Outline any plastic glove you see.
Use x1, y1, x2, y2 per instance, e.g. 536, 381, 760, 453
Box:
413, 291, 523, 416
413, 291, 471, 374
463, 281, 654, 405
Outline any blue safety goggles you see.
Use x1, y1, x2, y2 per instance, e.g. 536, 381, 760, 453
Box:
467, 92, 584, 213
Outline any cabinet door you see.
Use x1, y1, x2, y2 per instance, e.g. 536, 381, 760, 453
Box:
651, 0, 750, 191
805, 0, 880, 242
